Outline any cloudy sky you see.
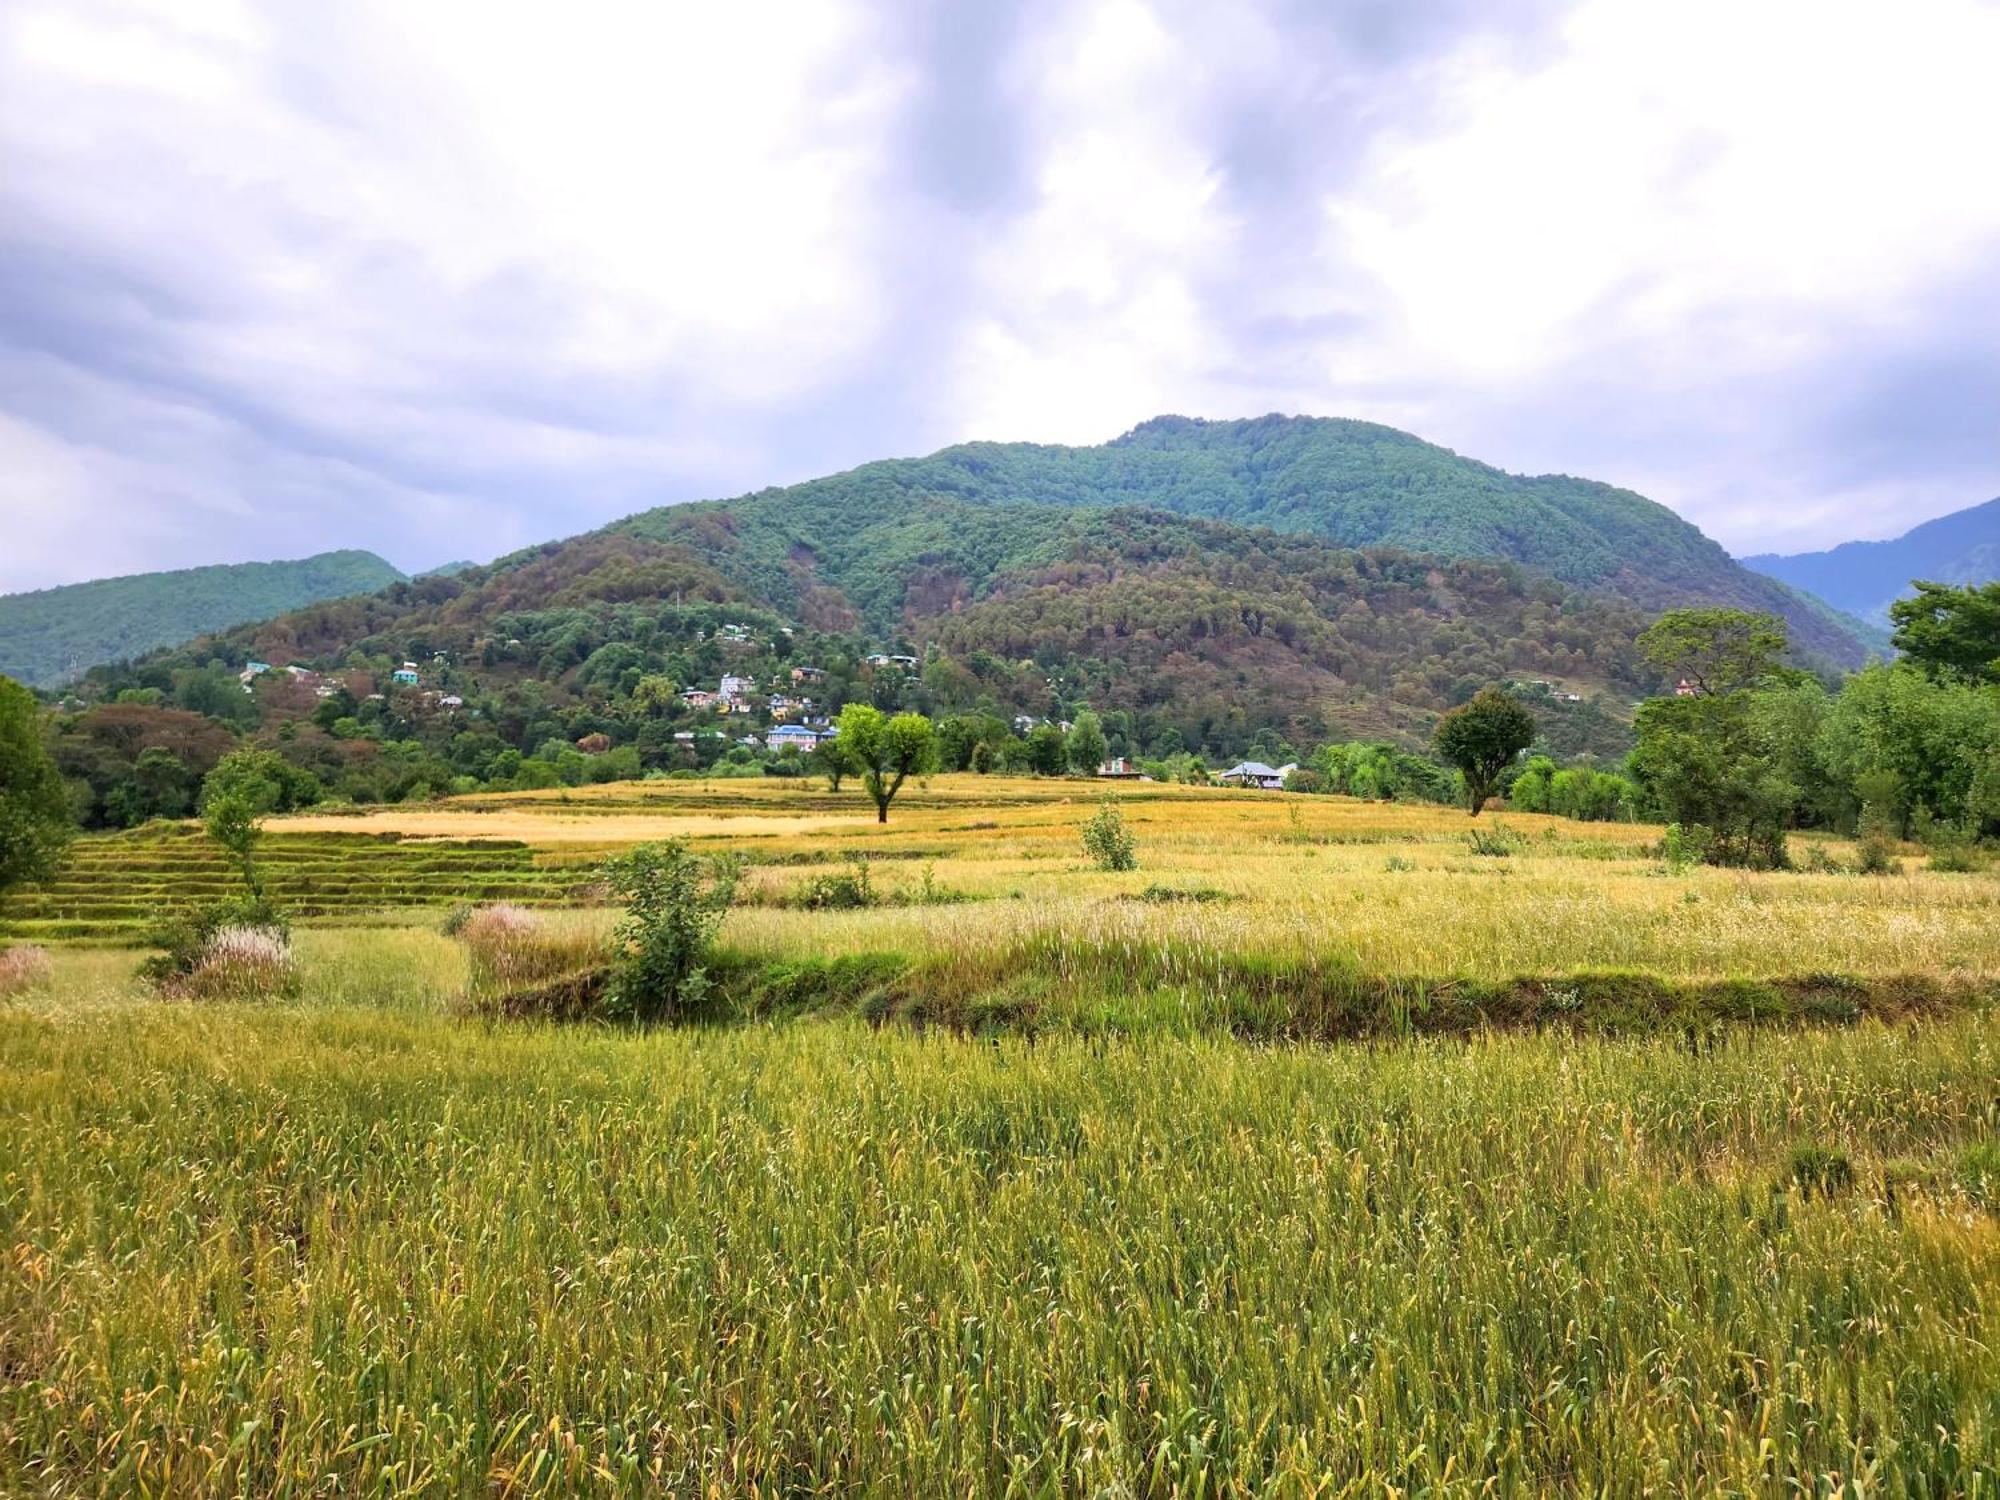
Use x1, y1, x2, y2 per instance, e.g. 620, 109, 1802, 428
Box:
4, 0, 1998, 592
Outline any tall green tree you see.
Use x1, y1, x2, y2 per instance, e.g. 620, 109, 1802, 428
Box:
1889, 580, 2000, 683
1433, 688, 1536, 816
1065, 711, 1109, 775
835, 704, 935, 823
0, 675, 73, 900
1629, 609, 1796, 866
196, 748, 319, 895
1637, 607, 1788, 696
1025, 723, 1068, 777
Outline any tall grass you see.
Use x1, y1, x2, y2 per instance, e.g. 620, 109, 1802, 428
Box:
3, 1003, 1995, 1494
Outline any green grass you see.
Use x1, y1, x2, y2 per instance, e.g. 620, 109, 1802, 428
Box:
2, 995, 1996, 1495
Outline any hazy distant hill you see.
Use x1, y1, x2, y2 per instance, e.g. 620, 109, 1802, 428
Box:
603, 414, 1874, 666
1743, 496, 2000, 625
0, 550, 406, 689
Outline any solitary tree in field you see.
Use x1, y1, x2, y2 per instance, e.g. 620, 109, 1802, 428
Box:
834, 704, 936, 823
1065, 711, 1108, 776
1433, 688, 1537, 817
197, 748, 317, 896
0, 675, 73, 901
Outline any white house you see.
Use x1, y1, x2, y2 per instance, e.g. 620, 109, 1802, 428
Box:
1218, 761, 1289, 790
766, 722, 831, 751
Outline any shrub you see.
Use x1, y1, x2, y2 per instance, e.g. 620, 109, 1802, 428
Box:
601, 841, 741, 1023
0, 944, 53, 998
1853, 832, 1899, 876
1464, 823, 1525, 858
1132, 883, 1230, 904
1787, 1143, 1855, 1198
139, 897, 291, 993
793, 858, 876, 911
172, 926, 299, 1002
1658, 822, 1709, 873
1081, 798, 1138, 872
1802, 843, 1846, 874
1383, 855, 1416, 873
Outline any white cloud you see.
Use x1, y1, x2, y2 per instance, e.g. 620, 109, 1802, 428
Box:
1, 0, 1996, 591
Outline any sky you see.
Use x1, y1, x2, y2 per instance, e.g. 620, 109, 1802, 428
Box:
3, 0, 1999, 593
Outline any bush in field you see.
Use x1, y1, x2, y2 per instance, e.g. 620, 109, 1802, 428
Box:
1081, 798, 1137, 871
139, 897, 292, 994
601, 840, 741, 1023
1464, 823, 1525, 858
0, 944, 53, 998
174, 926, 298, 1002
1853, 832, 1900, 876
793, 858, 876, 910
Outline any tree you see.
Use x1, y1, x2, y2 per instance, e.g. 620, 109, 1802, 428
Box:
197, 748, 319, 895
0, 675, 73, 900
1433, 688, 1536, 816
1066, 710, 1108, 775
811, 737, 855, 792
834, 704, 935, 823
1889, 580, 2000, 683
1637, 608, 1788, 697
1025, 723, 1068, 777
601, 840, 741, 1023
1628, 611, 1797, 866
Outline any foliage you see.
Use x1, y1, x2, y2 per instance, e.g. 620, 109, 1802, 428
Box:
1064, 711, 1108, 775
793, 859, 877, 911
1024, 723, 1068, 777
1080, 798, 1138, 871
835, 705, 936, 824
1464, 823, 1526, 857
1433, 688, 1536, 816
137, 895, 292, 992
0, 549, 404, 690
0, 675, 72, 899
600, 840, 742, 1023
1637, 607, 1790, 696
1889, 579, 2000, 683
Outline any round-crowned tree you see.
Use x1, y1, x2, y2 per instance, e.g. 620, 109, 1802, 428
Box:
1433, 687, 1537, 817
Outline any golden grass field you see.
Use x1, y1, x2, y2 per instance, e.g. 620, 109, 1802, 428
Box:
5, 775, 1998, 1493
263, 773, 2000, 984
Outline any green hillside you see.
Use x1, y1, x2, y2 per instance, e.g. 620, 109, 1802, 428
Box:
0, 550, 406, 690
1744, 495, 2000, 625
610, 413, 1873, 665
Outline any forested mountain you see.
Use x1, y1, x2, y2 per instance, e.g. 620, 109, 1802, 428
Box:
0, 550, 406, 689
1743, 496, 2000, 625
607, 413, 1876, 665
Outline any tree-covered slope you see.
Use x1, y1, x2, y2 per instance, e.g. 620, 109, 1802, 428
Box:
1743, 496, 2000, 625
0, 550, 407, 689
611, 414, 1873, 666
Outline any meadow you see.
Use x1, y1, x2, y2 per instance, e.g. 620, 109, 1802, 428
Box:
3, 775, 1997, 1494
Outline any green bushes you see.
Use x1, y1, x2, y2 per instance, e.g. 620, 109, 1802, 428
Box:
137, 895, 296, 999
600, 841, 742, 1023
1464, 823, 1526, 858
792, 858, 877, 911
1080, 798, 1137, 871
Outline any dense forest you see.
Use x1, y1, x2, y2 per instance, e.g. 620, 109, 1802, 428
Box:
608, 414, 1878, 665
0, 550, 406, 689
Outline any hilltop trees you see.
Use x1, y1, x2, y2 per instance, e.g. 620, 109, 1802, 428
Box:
0, 675, 73, 901
1433, 689, 1537, 816
835, 705, 936, 823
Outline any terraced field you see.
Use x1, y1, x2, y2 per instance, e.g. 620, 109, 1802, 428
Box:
0, 825, 606, 945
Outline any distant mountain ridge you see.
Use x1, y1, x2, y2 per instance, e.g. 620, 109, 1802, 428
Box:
0, 550, 407, 689
1743, 496, 2000, 625
604, 413, 1876, 666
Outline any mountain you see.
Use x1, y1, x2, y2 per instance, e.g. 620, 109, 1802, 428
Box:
0, 550, 407, 689
606, 413, 1875, 667
1743, 496, 2000, 626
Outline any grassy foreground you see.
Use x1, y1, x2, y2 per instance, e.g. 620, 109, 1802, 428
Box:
5, 777, 2000, 1493
2, 1002, 1997, 1495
